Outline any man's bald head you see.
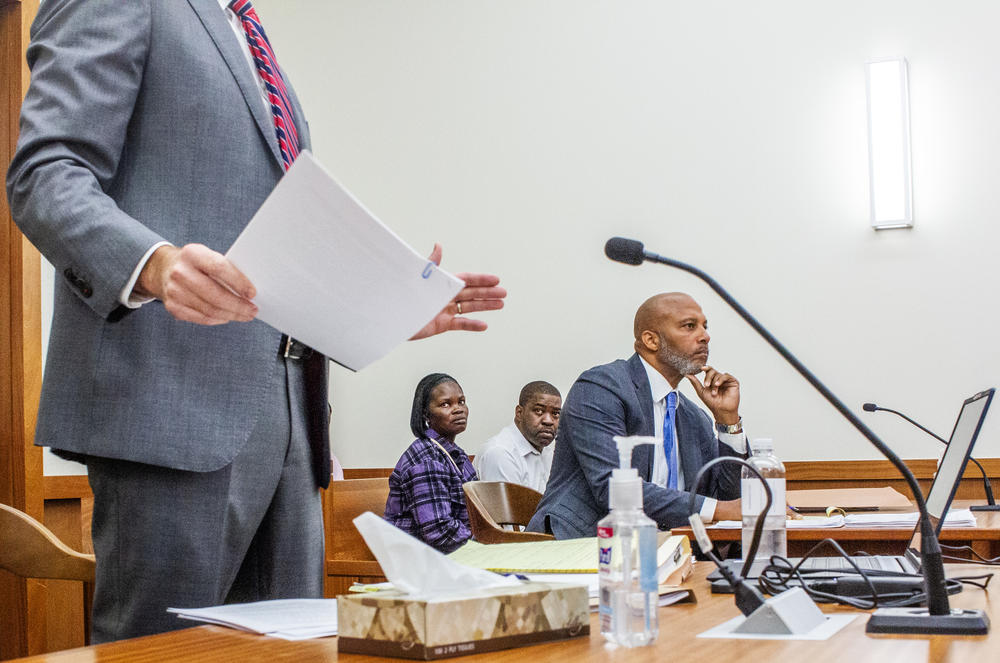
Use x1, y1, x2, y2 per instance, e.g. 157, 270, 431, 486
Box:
633, 292, 699, 342
633, 292, 710, 387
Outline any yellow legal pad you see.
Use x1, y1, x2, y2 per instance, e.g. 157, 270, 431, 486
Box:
447, 534, 690, 579
448, 538, 599, 573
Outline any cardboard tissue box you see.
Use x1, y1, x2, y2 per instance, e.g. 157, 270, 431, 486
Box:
339, 513, 591, 659
338, 581, 589, 659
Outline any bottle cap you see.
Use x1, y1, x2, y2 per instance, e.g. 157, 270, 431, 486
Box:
609, 468, 642, 510
750, 437, 774, 453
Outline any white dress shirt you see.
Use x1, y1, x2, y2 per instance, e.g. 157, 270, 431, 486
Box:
474, 424, 554, 494
639, 357, 746, 521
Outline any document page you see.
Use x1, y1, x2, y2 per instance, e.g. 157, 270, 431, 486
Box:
226, 151, 464, 371
167, 598, 337, 640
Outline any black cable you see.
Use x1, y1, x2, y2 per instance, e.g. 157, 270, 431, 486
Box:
754, 537, 969, 609
757, 539, 884, 608
939, 543, 1000, 564
686, 456, 772, 579
951, 573, 994, 590
687, 456, 773, 616
941, 554, 1000, 566
759, 558, 962, 609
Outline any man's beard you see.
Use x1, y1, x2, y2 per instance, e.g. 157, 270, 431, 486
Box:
659, 344, 705, 376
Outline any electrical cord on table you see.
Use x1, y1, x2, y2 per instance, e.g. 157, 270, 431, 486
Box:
939, 543, 1000, 565
686, 456, 772, 616
757, 538, 971, 609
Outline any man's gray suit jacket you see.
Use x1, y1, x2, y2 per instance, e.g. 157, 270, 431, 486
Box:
6, 0, 329, 482
527, 354, 743, 538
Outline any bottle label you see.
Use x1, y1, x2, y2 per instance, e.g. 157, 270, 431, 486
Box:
638, 526, 657, 593
741, 478, 785, 517
597, 526, 613, 569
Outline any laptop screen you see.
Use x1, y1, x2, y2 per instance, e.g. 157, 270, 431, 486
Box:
909, 388, 994, 550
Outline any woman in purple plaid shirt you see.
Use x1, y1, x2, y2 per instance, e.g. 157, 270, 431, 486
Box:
384, 373, 479, 553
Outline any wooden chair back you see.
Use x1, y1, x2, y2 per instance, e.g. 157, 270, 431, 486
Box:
1, 503, 96, 644
0, 503, 95, 582
463, 481, 554, 544
324, 477, 391, 588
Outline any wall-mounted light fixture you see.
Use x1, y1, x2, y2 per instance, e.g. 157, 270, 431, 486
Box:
866, 58, 912, 230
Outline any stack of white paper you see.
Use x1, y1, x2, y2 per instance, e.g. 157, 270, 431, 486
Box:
711, 508, 976, 530
712, 515, 845, 530
843, 508, 977, 528
167, 599, 337, 641
226, 152, 465, 372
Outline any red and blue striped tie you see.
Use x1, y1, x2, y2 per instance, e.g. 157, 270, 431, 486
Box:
229, 0, 300, 170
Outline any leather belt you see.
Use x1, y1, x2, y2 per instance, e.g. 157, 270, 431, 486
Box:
280, 335, 313, 360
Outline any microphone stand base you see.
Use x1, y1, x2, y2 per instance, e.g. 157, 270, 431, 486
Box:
866, 608, 990, 635
969, 504, 1000, 512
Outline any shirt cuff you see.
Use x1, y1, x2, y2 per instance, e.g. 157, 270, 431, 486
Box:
118, 241, 171, 308
718, 430, 747, 454
699, 496, 718, 522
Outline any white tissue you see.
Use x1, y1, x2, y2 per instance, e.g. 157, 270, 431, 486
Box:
353, 512, 521, 596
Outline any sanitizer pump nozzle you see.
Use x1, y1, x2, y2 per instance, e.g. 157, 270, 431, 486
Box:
609, 436, 656, 511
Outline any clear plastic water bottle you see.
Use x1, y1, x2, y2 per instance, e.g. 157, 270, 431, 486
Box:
741, 438, 787, 562
598, 436, 658, 647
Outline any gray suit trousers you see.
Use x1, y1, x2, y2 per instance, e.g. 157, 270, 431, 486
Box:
86, 355, 324, 643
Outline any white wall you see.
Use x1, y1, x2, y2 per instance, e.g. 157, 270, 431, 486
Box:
41, 0, 1000, 473
250, 0, 1000, 467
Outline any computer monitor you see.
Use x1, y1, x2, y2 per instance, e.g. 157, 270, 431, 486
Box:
910, 388, 994, 550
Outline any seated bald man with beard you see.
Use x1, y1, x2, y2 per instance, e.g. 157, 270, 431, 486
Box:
527, 292, 747, 538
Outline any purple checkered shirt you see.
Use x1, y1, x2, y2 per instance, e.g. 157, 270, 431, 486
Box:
384, 429, 478, 553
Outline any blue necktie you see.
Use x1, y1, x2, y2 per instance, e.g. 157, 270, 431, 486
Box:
663, 391, 679, 490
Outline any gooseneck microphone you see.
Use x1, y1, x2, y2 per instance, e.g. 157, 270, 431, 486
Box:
861, 402, 947, 443
863, 401, 998, 511
604, 236, 989, 635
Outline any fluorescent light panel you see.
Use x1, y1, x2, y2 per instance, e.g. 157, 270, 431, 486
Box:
866, 58, 913, 229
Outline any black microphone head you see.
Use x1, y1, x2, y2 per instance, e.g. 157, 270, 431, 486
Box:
605, 237, 645, 265
862, 402, 878, 412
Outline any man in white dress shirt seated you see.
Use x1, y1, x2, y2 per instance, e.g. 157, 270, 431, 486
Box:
474, 381, 562, 493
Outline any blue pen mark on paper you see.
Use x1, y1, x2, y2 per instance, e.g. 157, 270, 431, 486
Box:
422, 262, 434, 279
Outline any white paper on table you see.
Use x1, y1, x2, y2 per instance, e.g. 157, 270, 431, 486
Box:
353, 512, 520, 597
711, 515, 845, 529
843, 508, 976, 528
226, 151, 464, 372
167, 598, 337, 638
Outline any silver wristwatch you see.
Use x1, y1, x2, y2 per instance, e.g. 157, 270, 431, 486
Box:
715, 417, 743, 435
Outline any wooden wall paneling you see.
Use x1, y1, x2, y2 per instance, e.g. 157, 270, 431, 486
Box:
2, 0, 44, 658
41, 500, 89, 651
785, 458, 1000, 502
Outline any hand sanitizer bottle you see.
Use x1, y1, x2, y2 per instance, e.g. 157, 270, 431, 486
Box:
598, 435, 658, 647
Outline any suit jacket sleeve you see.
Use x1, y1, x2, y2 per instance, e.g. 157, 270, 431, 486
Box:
6, 0, 166, 319
563, 375, 711, 530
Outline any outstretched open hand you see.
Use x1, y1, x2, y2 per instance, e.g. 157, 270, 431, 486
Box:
410, 244, 507, 340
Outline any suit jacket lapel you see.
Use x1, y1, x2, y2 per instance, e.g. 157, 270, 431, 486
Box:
187, 0, 285, 168
627, 354, 656, 479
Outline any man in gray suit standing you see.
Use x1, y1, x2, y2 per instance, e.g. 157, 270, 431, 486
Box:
6, 0, 504, 642
528, 292, 746, 538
